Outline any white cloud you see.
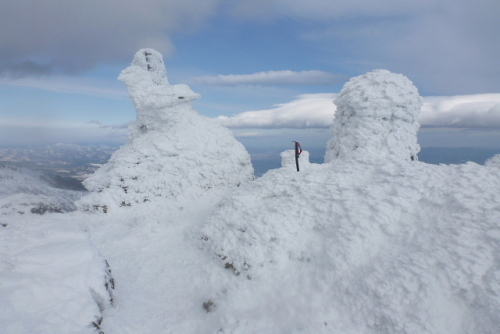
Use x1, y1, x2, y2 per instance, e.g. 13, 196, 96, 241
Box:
193, 71, 346, 86
420, 94, 500, 128
216, 93, 336, 128
215, 93, 500, 129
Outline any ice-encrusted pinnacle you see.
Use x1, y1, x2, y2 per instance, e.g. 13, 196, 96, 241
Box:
118, 48, 201, 134
130, 48, 169, 86
78, 49, 254, 213
325, 69, 422, 163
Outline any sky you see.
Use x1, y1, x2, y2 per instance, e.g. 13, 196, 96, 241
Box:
0, 0, 499, 151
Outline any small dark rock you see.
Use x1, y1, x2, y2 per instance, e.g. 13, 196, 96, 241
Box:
203, 300, 215, 313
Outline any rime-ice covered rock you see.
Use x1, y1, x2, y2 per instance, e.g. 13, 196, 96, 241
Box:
77, 49, 253, 212
199, 159, 500, 333
325, 69, 422, 163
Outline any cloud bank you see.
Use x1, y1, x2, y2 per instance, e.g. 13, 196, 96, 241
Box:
420, 94, 500, 128
0, 118, 130, 146
217, 93, 336, 128
193, 70, 346, 86
216, 93, 500, 129
0, 0, 219, 76
0, 76, 128, 99
3, 94, 500, 146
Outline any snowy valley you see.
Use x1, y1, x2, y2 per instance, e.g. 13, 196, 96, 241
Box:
1, 49, 500, 334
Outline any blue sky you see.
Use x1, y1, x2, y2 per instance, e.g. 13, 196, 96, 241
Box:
0, 0, 499, 150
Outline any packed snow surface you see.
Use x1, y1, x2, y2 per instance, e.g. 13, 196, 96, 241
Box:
0, 213, 113, 334
2, 64, 500, 334
78, 48, 253, 212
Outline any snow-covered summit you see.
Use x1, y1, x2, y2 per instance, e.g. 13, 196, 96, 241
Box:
326, 69, 422, 163
78, 49, 254, 212
198, 70, 500, 333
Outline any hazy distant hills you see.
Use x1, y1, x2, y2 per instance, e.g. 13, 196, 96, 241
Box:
1, 144, 499, 180
0, 144, 116, 189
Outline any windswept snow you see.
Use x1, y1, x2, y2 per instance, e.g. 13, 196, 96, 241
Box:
77, 48, 253, 213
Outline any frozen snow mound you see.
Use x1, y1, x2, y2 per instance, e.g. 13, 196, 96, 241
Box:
78, 49, 253, 212
326, 69, 422, 163
199, 160, 500, 333
0, 215, 114, 334
0, 164, 84, 215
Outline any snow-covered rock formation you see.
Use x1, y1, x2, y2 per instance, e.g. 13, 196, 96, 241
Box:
199, 70, 500, 333
325, 69, 421, 163
78, 49, 254, 212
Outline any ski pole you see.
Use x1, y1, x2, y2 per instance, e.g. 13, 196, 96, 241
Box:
292, 141, 302, 172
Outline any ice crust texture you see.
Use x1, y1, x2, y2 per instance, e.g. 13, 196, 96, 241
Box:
325, 69, 422, 163
200, 160, 500, 333
78, 49, 254, 212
